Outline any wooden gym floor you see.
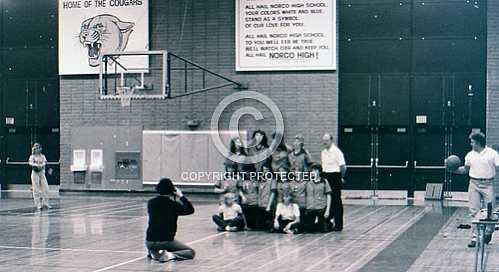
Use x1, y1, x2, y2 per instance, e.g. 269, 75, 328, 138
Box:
0, 193, 498, 272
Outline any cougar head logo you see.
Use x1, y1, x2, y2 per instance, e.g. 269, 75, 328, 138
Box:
79, 14, 134, 67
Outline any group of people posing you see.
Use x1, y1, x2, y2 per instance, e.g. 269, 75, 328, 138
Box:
212, 130, 347, 234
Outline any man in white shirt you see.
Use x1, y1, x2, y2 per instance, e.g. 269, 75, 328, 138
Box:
321, 133, 347, 231
449, 132, 499, 248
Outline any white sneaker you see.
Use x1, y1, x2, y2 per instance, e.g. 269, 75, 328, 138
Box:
159, 251, 175, 262
166, 251, 175, 261
228, 226, 239, 232
149, 251, 161, 260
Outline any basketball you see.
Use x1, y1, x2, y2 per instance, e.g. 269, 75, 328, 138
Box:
445, 155, 462, 171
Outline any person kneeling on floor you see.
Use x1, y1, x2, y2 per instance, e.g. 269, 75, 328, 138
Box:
273, 191, 302, 234
145, 178, 196, 262
212, 192, 245, 232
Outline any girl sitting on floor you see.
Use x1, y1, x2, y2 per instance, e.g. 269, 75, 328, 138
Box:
212, 193, 245, 232
273, 191, 301, 234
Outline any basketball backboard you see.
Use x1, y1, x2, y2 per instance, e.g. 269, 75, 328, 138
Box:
99, 50, 168, 101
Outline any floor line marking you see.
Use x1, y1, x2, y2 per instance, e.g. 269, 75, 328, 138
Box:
47, 200, 128, 213
0, 245, 144, 254
69, 203, 146, 217
14, 201, 132, 217
91, 232, 226, 272
255, 206, 389, 270
304, 206, 415, 272
54, 200, 142, 215
0, 200, 127, 215
306, 207, 424, 271
0, 198, 83, 213
91, 256, 146, 272
88, 203, 147, 216
219, 206, 366, 269
405, 207, 469, 271
343, 208, 428, 272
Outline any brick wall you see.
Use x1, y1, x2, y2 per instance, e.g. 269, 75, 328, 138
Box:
59, 0, 339, 189
487, 0, 499, 144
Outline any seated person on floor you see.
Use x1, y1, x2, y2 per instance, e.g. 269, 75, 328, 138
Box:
273, 191, 302, 234
212, 192, 245, 232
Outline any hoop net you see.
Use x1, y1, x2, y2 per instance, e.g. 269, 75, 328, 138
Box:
117, 86, 135, 107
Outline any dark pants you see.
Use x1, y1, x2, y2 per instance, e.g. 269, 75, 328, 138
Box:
274, 216, 301, 233
296, 207, 307, 233
324, 172, 344, 229
212, 214, 245, 231
242, 204, 259, 229
257, 207, 274, 230
304, 209, 331, 233
299, 207, 307, 223
145, 240, 195, 261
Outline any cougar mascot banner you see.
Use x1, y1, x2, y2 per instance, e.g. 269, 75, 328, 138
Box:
58, 0, 149, 75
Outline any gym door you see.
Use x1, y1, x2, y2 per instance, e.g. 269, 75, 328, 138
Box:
339, 74, 411, 192
1, 79, 60, 187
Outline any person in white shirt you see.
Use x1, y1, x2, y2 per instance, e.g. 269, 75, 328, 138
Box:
273, 192, 301, 234
321, 133, 346, 231
212, 193, 245, 232
28, 143, 50, 210
449, 132, 499, 248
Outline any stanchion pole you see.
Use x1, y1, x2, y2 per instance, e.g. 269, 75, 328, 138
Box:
472, 219, 497, 272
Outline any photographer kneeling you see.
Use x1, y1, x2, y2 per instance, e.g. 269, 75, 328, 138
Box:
146, 178, 195, 262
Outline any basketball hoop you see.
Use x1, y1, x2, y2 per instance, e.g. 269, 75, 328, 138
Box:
116, 86, 135, 107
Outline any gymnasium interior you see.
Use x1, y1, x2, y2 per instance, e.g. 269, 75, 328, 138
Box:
1, 0, 498, 271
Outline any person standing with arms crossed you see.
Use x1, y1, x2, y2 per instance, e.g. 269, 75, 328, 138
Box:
321, 133, 346, 231
28, 143, 50, 210
448, 132, 499, 248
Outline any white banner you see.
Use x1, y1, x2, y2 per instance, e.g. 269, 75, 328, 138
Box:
236, 0, 336, 71
58, 0, 149, 75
